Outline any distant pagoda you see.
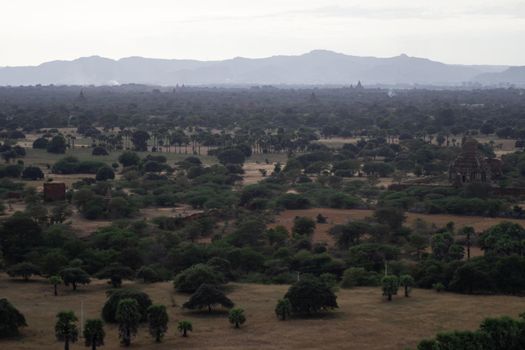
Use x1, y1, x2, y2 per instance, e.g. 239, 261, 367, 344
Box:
448, 138, 501, 186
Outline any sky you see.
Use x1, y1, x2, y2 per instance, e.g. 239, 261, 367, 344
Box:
1, 0, 524, 67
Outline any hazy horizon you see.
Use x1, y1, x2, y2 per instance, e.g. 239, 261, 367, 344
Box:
2, 0, 525, 67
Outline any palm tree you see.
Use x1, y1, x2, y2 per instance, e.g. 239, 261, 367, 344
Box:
177, 320, 193, 337
83, 319, 105, 350
228, 308, 246, 329
116, 299, 141, 347
49, 275, 62, 296
399, 275, 415, 297
55, 311, 79, 350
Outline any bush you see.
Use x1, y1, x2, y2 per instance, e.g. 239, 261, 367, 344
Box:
32, 137, 49, 149
102, 289, 152, 323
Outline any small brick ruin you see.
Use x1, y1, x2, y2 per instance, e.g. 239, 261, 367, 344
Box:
43, 182, 66, 201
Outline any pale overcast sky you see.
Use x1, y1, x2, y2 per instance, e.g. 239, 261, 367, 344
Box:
1, 0, 524, 66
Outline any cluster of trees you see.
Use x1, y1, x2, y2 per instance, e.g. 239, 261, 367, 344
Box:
417, 313, 525, 350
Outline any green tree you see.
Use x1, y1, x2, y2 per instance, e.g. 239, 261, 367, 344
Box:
60, 267, 90, 291
292, 217, 316, 236
22, 166, 44, 180
47, 135, 67, 154
147, 304, 168, 343
399, 275, 415, 297
136, 266, 161, 283
118, 151, 140, 167
131, 130, 150, 151
95, 166, 115, 181
102, 289, 152, 323
183, 284, 234, 312
0, 215, 42, 264
177, 320, 193, 337
116, 299, 141, 347
381, 275, 399, 301
7, 262, 41, 281
284, 278, 338, 315
461, 226, 475, 260
275, 298, 292, 320
217, 148, 245, 165
173, 264, 224, 293
0, 298, 27, 338
49, 275, 62, 296
96, 264, 134, 288
55, 311, 79, 350
228, 308, 246, 329
83, 319, 105, 350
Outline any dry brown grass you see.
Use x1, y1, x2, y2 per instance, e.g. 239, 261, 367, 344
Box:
271, 208, 525, 245
2, 275, 525, 350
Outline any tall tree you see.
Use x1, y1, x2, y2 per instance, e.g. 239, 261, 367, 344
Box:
382, 275, 399, 301
83, 319, 105, 350
183, 284, 234, 313
49, 275, 62, 296
116, 299, 141, 347
399, 275, 414, 297
55, 311, 79, 350
147, 304, 168, 343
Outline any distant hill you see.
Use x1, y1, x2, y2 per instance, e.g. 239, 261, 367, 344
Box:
474, 66, 525, 85
0, 50, 514, 86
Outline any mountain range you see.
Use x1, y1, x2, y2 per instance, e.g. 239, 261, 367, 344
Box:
0, 50, 522, 86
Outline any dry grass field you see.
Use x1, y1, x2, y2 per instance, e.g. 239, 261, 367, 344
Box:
2, 275, 525, 350
271, 208, 525, 245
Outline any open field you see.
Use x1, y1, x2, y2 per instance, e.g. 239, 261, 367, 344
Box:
2, 275, 525, 350
271, 208, 525, 245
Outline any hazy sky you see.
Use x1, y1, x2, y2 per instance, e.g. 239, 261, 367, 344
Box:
2, 0, 524, 66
